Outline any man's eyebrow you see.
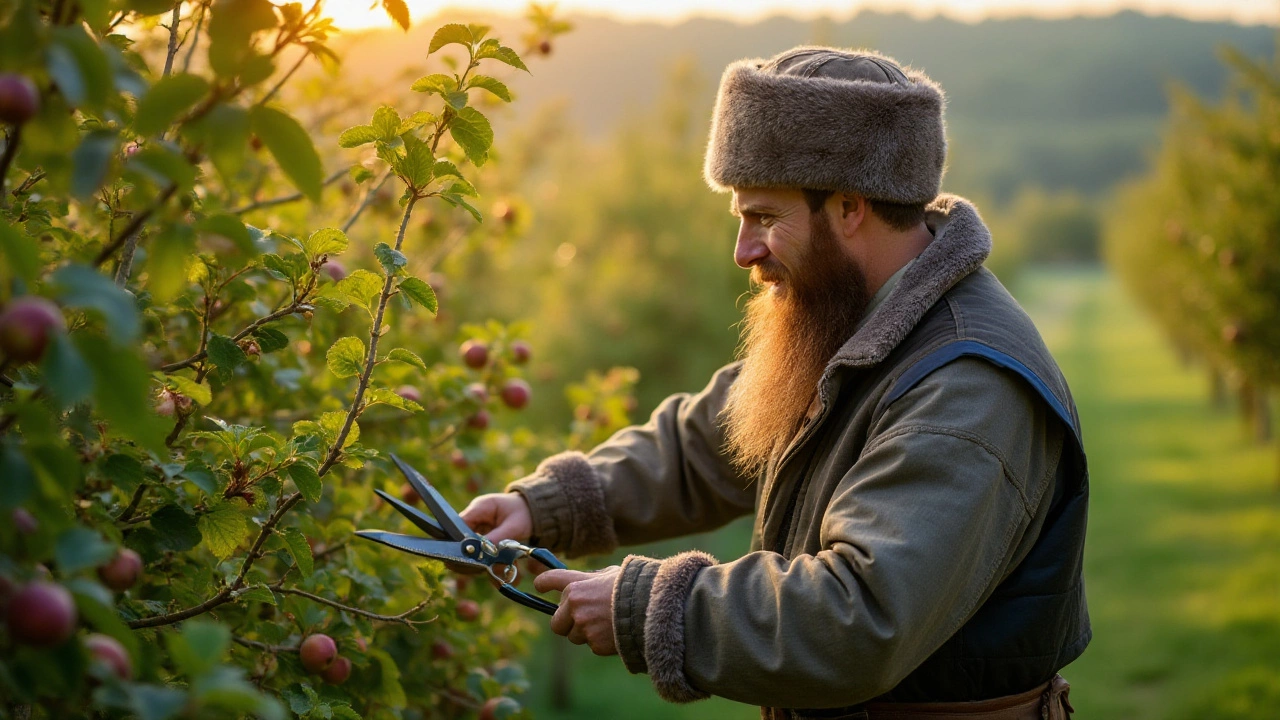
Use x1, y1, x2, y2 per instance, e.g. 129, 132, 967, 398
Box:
730, 201, 777, 217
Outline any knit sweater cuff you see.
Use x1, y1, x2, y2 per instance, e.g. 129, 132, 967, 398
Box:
612, 550, 718, 703
506, 451, 617, 558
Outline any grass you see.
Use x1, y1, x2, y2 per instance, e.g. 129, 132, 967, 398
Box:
520, 269, 1280, 719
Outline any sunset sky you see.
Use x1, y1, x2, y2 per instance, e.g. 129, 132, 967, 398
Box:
323, 0, 1280, 30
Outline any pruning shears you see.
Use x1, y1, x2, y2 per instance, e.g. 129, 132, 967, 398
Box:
355, 454, 567, 615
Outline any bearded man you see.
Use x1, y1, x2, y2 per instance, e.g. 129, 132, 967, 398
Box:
461, 47, 1088, 719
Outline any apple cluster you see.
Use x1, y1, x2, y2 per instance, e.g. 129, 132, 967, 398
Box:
299, 633, 351, 684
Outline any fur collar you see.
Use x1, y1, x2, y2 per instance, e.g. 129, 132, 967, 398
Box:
829, 194, 992, 370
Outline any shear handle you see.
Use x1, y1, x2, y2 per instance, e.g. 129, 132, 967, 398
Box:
498, 583, 559, 615
528, 546, 567, 571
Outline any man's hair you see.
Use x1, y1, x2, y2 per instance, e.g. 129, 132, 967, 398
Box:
800, 188, 926, 232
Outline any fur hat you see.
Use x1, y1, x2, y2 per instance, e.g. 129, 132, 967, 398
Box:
703, 47, 947, 205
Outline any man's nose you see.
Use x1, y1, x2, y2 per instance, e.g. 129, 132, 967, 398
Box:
734, 225, 769, 269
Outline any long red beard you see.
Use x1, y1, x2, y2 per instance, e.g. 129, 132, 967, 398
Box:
720, 213, 869, 476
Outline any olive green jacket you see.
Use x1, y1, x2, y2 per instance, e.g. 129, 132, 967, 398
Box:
509, 195, 1084, 709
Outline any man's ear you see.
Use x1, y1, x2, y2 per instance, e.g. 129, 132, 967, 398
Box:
836, 193, 867, 239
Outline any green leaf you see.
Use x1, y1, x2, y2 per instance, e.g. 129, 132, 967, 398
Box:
47, 26, 113, 108
385, 348, 426, 370
398, 135, 435, 188
440, 192, 482, 223
338, 124, 379, 148
448, 107, 493, 167
431, 159, 463, 180
249, 106, 324, 202
282, 528, 314, 577
252, 327, 289, 354
320, 411, 358, 447
190, 104, 251, 182
371, 105, 403, 140
332, 269, 384, 315
260, 252, 306, 282
398, 277, 438, 315
69, 580, 139, 659
52, 264, 140, 341
127, 144, 199, 190
381, 0, 410, 30
102, 453, 146, 493
0, 221, 41, 283
77, 334, 169, 453
474, 39, 529, 72
326, 336, 365, 379
135, 73, 210, 136
169, 375, 212, 405
198, 503, 250, 559
207, 334, 248, 376
467, 74, 512, 102
168, 619, 230, 677
366, 387, 422, 413
237, 585, 276, 605
71, 129, 118, 200
151, 504, 202, 552
128, 685, 187, 720
42, 332, 93, 407
428, 23, 472, 55
368, 649, 407, 708
282, 684, 317, 715
195, 214, 256, 256
145, 223, 197, 301
287, 463, 322, 504
55, 526, 116, 573
374, 243, 407, 275
302, 227, 348, 259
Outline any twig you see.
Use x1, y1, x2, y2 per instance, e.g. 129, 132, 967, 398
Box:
12, 168, 45, 198
93, 184, 177, 268
0, 126, 21, 210
233, 636, 297, 654
256, 50, 309, 108
340, 170, 394, 233
273, 588, 435, 628
231, 167, 347, 214
319, 196, 419, 476
115, 483, 149, 523
160, 291, 312, 373
182, 2, 206, 73
161, 3, 182, 78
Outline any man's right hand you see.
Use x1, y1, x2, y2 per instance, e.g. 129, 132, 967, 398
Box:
459, 492, 533, 544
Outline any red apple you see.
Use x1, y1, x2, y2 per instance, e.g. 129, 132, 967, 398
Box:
0, 296, 64, 364
466, 409, 490, 431
492, 201, 515, 225
450, 449, 469, 469
320, 655, 351, 684
538, 39, 553, 56
509, 340, 531, 364
400, 482, 420, 506
84, 633, 132, 680
456, 599, 480, 622
500, 379, 531, 410
299, 633, 337, 673
98, 548, 143, 592
0, 74, 39, 126
323, 259, 347, 282
396, 385, 422, 404
6, 581, 77, 647
464, 382, 489, 404
12, 508, 38, 535
431, 639, 454, 660
460, 340, 489, 369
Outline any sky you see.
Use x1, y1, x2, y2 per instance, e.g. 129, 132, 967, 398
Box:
323, 0, 1280, 30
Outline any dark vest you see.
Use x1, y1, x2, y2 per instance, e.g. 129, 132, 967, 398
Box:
772, 268, 1090, 710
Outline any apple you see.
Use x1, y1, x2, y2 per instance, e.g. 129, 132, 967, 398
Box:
492, 201, 515, 225
396, 385, 422, 404
299, 633, 337, 673
320, 655, 351, 684
466, 474, 483, 494
464, 382, 489, 404
12, 508, 38, 535
155, 390, 177, 417
460, 339, 489, 369
98, 548, 143, 592
84, 633, 132, 680
509, 340, 531, 364
400, 482, 420, 506
456, 599, 480, 622
0, 74, 39, 126
431, 639, 453, 660
450, 449, 469, 469
6, 581, 77, 647
324, 259, 347, 282
0, 296, 64, 364
538, 39, 553, 55
500, 379, 531, 410
466, 409, 490, 431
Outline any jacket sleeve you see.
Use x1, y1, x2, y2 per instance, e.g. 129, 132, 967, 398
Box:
611, 358, 1067, 706
506, 362, 757, 558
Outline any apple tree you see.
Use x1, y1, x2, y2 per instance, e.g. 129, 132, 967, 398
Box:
0, 1, 580, 717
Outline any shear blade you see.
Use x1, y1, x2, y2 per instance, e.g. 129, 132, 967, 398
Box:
373, 488, 449, 540
389, 453, 474, 541
354, 530, 488, 569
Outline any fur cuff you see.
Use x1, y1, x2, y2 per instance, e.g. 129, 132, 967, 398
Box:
704, 47, 946, 204
644, 550, 718, 703
507, 451, 617, 557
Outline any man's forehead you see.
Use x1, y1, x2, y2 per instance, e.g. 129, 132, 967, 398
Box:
730, 187, 804, 215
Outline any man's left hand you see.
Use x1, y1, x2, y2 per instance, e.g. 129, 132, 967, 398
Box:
534, 567, 621, 656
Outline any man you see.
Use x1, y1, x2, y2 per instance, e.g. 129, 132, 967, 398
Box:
461, 47, 1088, 719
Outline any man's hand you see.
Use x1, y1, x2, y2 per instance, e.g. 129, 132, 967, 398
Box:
534, 567, 620, 656
459, 492, 533, 543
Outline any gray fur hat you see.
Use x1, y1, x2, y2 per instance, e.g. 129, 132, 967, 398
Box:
703, 47, 947, 204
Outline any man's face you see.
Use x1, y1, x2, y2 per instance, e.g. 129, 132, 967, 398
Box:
720, 187, 871, 476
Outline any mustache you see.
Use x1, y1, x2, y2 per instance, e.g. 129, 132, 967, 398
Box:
750, 260, 789, 286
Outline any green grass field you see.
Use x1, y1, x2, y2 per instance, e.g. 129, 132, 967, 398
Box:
522, 269, 1280, 719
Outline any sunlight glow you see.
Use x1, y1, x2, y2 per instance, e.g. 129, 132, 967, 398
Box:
320, 0, 1277, 31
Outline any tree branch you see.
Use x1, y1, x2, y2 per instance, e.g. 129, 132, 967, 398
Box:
340, 170, 394, 233
273, 588, 435, 628
0, 126, 22, 211
256, 50, 309, 108
93, 184, 177, 268
161, 3, 182, 78
231, 167, 347, 215
233, 636, 296, 654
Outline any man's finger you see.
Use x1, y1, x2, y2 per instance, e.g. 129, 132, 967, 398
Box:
458, 497, 494, 531
533, 569, 592, 593
549, 601, 573, 637
486, 517, 524, 544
